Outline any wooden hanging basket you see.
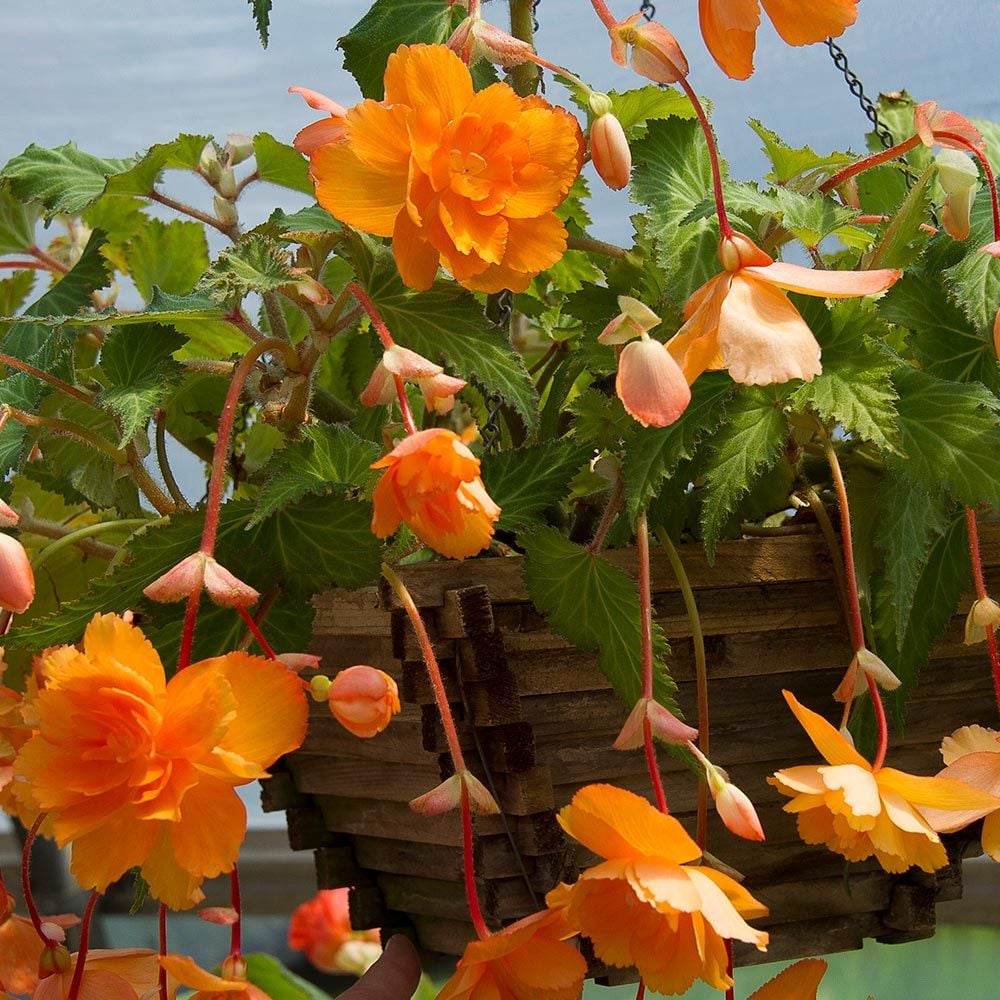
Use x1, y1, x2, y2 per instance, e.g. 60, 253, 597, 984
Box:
262, 527, 1000, 983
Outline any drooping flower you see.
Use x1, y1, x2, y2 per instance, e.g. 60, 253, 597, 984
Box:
548, 784, 768, 995
158, 954, 271, 999
914, 101, 986, 157
409, 769, 499, 816
436, 907, 586, 1000
0, 897, 78, 996
0, 533, 34, 614
832, 647, 901, 705
14, 613, 308, 909
687, 742, 765, 842
769, 691, 1000, 873
936, 149, 980, 241
288, 86, 347, 157
588, 95, 631, 191
371, 428, 501, 560
613, 696, 698, 749
447, 14, 535, 68
326, 665, 401, 740
308, 44, 583, 293
919, 725, 1000, 861
360, 344, 467, 416
143, 552, 259, 609
288, 889, 381, 976
33, 947, 170, 1000
965, 596, 1000, 645
747, 958, 828, 1000
665, 233, 900, 386
698, 0, 859, 80
609, 14, 689, 84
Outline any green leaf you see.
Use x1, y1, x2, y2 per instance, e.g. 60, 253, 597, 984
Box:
623, 373, 734, 518
104, 134, 211, 198
266, 205, 342, 238
0, 184, 40, 254
748, 119, 854, 187
522, 526, 678, 711
246, 0, 273, 47
564, 83, 697, 137
361, 254, 538, 428
944, 246, 1000, 333
789, 298, 899, 452
99, 323, 186, 443
482, 441, 588, 532
243, 954, 332, 1000
865, 163, 934, 270
567, 388, 636, 450
202, 235, 296, 301
892, 365, 1000, 510
874, 473, 952, 645
125, 219, 209, 301
339, 0, 458, 99
252, 133, 313, 195
0, 270, 37, 334
774, 187, 858, 248
699, 387, 790, 558
251, 424, 380, 526
0, 143, 133, 219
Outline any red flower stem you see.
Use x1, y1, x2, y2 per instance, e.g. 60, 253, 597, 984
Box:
66, 892, 99, 1000
867, 672, 889, 772
965, 507, 1000, 712
199, 338, 299, 558
724, 939, 735, 1000
393, 375, 419, 436
236, 605, 278, 659
588, 0, 617, 29
461, 784, 490, 940
818, 134, 922, 195
855, 214, 938, 234
346, 282, 395, 350
177, 589, 201, 673
677, 76, 733, 239
936, 131, 1000, 241
467, 0, 482, 16
381, 563, 467, 773
0, 352, 95, 404
587, 474, 624, 554
636, 982, 646, 1000
643, 718, 669, 813
230, 865, 242, 957
20, 814, 53, 943
158, 903, 169, 1000
28, 245, 70, 274
0, 259, 48, 270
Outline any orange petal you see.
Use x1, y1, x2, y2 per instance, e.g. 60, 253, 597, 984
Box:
288, 85, 346, 116
293, 118, 346, 157
393, 208, 441, 292
81, 613, 166, 700
383, 44, 474, 123
512, 105, 584, 202
344, 101, 412, 174
982, 810, 1000, 860
698, 0, 761, 80
782, 690, 872, 769
878, 767, 1000, 811
160, 953, 244, 992
941, 724, 1000, 765
311, 143, 406, 238
747, 260, 900, 298
819, 764, 881, 818
747, 958, 828, 1000
141, 825, 206, 911
685, 868, 769, 948
499, 212, 567, 277
716, 275, 822, 385
68, 807, 159, 892
918, 752, 1000, 832
629, 20, 690, 84
694, 865, 769, 921
760, 0, 858, 46
616, 337, 692, 427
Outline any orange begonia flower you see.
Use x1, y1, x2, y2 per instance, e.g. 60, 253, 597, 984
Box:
288, 86, 347, 157
14, 614, 308, 910
326, 665, 401, 740
666, 233, 900, 387
747, 958, 828, 1000
308, 44, 583, 293
288, 889, 381, 976
0, 898, 78, 996
158, 954, 270, 999
547, 784, 768, 996
436, 907, 586, 1000
699, 0, 859, 80
0, 682, 36, 823
769, 691, 1000, 873
372, 428, 500, 560
33, 948, 172, 1000
920, 725, 1000, 860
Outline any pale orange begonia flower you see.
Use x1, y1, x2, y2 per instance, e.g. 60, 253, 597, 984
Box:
666, 233, 900, 387
308, 44, 584, 293
769, 691, 1000, 873
360, 344, 467, 416
158, 954, 270, 999
548, 784, 768, 996
609, 14, 689, 84
371, 428, 501, 560
436, 907, 586, 1000
747, 958, 828, 1000
699, 0, 859, 81
914, 101, 986, 157
920, 725, 1000, 861
33, 948, 172, 1000
326, 665, 401, 739
288, 86, 347, 157
288, 889, 381, 976
590, 112, 632, 191
14, 614, 308, 910
0, 897, 78, 996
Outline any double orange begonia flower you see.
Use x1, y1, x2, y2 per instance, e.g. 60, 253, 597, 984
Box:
699, 0, 859, 80
14, 614, 308, 910
770, 692, 1000, 873
666, 233, 900, 387
547, 784, 768, 996
307, 44, 583, 293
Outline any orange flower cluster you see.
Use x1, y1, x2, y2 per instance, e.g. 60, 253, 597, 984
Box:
288, 889, 381, 975
308, 44, 583, 293
13, 614, 308, 909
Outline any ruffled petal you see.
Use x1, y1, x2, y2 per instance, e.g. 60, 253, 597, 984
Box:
747, 260, 899, 298
698, 0, 761, 80
311, 143, 407, 238
761, 0, 858, 45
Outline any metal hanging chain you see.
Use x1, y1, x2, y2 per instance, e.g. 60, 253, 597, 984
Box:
825, 37, 895, 151
532, 0, 540, 33
481, 392, 505, 453
639, 0, 656, 19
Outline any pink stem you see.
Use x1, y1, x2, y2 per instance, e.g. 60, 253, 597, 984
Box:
677, 76, 733, 239
0, 352, 94, 404
20, 814, 53, 944
636, 982, 646, 1000
65, 892, 99, 1000
588, 0, 617, 29
230, 866, 242, 957
461, 784, 490, 939
643, 719, 669, 813
346, 282, 395, 350
867, 672, 889, 772
937, 131, 1000, 241
177, 590, 201, 673
0, 260, 48, 270
393, 375, 419, 436
724, 939, 735, 1000
158, 903, 168, 1000
965, 507, 1000, 713
819, 135, 923, 195
237, 605, 278, 659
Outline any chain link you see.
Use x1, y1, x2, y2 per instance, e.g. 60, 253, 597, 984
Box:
639, 0, 656, 20
532, 0, 540, 33
481, 392, 505, 453
824, 38, 894, 150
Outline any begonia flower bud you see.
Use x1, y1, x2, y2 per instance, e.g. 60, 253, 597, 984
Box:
225, 133, 255, 166
143, 551, 260, 608
616, 335, 692, 428
0, 498, 18, 527
327, 665, 400, 739
590, 113, 632, 191
447, 15, 535, 68
936, 149, 979, 241
614, 696, 698, 749
966, 596, 1000, 645
0, 533, 34, 614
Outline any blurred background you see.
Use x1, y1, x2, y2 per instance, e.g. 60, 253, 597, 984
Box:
2, 1, 999, 996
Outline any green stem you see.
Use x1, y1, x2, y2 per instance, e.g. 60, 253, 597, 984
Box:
509, 0, 540, 96
2, 406, 126, 463
155, 409, 191, 510
31, 518, 155, 572
262, 291, 292, 342
566, 236, 628, 260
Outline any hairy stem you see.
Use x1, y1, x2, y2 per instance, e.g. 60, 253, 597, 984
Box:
155, 409, 191, 510
566, 235, 629, 259
66, 892, 100, 1000
230, 865, 242, 957
237, 605, 278, 659
126, 441, 177, 517
818, 135, 922, 195
509, 0, 540, 95
678, 76, 732, 239
0, 353, 94, 404
28, 245, 70, 274
461, 784, 491, 939
2, 406, 126, 463
147, 190, 237, 238
21, 814, 52, 944
965, 507, 1000, 712
587, 475, 624, 554
158, 903, 169, 1000
31, 518, 152, 573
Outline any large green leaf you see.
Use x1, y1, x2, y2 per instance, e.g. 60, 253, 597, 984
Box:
339, 0, 458, 99
944, 246, 1000, 333
482, 441, 588, 532
623, 373, 733, 518
253, 133, 313, 195
0, 184, 40, 254
105, 134, 210, 198
125, 219, 209, 301
522, 526, 678, 712
202, 234, 296, 301
699, 387, 790, 557
748, 119, 854, 187
251, 423, 380, 526
892, 365, 1000, 510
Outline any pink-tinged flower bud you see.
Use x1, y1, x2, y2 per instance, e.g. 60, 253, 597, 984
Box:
833, 647, 901, 703
714, 780, 766, 842
966, 596, 1000, 645
382, 344, 443, 381
447, 15, 535, 68
279, 652, 322, 673
590, 113, 632, 191
361, 346, 466, 414
198, 141, 222, 183
39, 921, 67, 943
327, 665, 400, 739
409, 770, 499, 816
142, 552, 260, 609
0, 533, 34, 614
914, 101, 986, 156
936, 149, 979, 242
616, 335, 692, 428
718, 232, 772, 272
221, 954, 248, 981
199, 906, 239, 926
418, 373, 468, 415
610, 14, 688, 85
614, 697, 698, 750
216, 167, 237, 199
288, 268, 331, 305
598, 295, 661, 345
0, 498, 18, 527
225, 133, 255, 166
